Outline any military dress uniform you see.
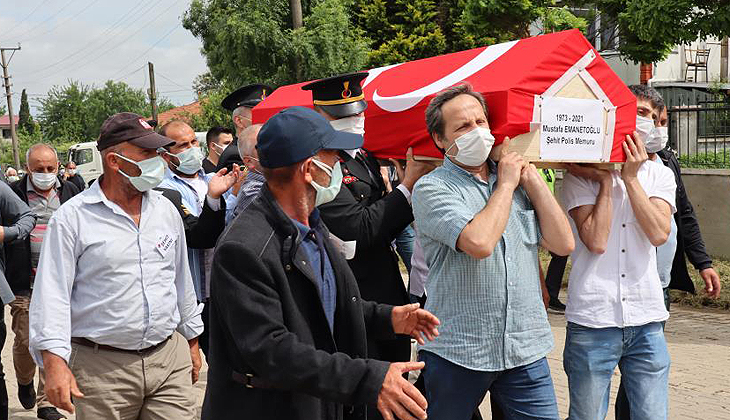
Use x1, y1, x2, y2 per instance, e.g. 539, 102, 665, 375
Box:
304, 74, 414, 378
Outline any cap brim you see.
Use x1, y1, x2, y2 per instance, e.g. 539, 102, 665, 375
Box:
323, 129, 364, 151
129, 131, 175, 149
320, 101, 367, 119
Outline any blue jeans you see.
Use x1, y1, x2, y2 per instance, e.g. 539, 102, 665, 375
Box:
395, 224, 415, 273
563, 322, 670, 420
419, 351, 559, 420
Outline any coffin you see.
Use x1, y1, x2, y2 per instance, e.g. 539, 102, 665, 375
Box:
253, 29, 636, 165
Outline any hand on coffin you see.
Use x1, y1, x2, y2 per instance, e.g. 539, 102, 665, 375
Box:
621, 132, 648, 181
565, 163, 611, 184
401, 148, 437, 192
497, 137, 525, 191
519, 163, 541, 189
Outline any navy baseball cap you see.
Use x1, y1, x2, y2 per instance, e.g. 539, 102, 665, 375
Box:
257, 106, 363, 168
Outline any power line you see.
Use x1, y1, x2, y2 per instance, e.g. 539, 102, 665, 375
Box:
8, 0, 76, 42
19, 0, 156, 78
155, 70, 188, 89
113, 64, 147, 83
0, 0, 52, 42
53, 0, 179, 82
19, 0, 103, 44
109, 23, 180, 80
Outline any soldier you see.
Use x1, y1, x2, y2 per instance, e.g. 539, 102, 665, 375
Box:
302, 73, 435, 400
216, 84, 273, 172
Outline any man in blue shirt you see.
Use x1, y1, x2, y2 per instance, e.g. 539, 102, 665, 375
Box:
412, 83, 575, 420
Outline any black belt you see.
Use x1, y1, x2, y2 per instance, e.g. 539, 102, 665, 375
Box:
231, 370, 273, 389
71, 336, 170, 355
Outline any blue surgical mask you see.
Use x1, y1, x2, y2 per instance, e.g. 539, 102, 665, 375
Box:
168, 146, 203, 175
310, 159, 342, 206
114, 153, 166, 192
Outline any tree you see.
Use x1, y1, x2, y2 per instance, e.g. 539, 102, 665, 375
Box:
37, 80, 175, 144
18, 89, 35, 135
183, 0, 369, 87
580, 0, 730, 64
356, 0, 586, 67
0, 103, 6, 116
186, 87, 233, 132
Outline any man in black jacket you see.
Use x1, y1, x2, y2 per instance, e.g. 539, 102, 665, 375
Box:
303, 74, 436, 380
203, 107, 439, 420
6, 144, 78, 420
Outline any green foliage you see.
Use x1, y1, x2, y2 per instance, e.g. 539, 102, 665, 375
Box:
186, 87, 234, 132
183, 0, 369, 87
586, 0, 730, 64
357, 0, 586, 67
0, 123, 43, 168
677, 150, 730, 169
37, 80, 172, 145
18, 89, 34, 135
537, 6, 588, 34
0, 103, 6, 116
361, 0, 447, 67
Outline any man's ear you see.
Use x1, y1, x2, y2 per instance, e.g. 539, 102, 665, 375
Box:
302, 158, 314, 184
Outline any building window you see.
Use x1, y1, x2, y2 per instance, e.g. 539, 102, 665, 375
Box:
569, 6, 619, 52
1, 129, 10, 139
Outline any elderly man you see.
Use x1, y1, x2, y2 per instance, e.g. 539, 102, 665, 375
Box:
6, 144, 80, 420
28, 113, 203, 419
158, 120, 241, 356
226, 123, 263, 224
561, 97, 677, 418
5, 167, 19, 183
203, 107, 440, 420
62, 162, 85, 191
411, 83, 574, 420
202, 126, 234, 173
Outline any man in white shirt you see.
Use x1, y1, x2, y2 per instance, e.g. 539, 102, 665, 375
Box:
29, 112, 204, 419
158, 120, 242, 356
561, 129, 677, 420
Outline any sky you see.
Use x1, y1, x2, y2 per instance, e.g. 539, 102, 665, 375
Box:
0, 0, 208, 114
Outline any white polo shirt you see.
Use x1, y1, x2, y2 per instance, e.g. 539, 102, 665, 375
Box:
562, 160, 676, 328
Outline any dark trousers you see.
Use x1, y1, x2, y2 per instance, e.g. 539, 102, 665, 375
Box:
0, 306, 8, 420
545, 253, 568, 300
200, 302, 209, 357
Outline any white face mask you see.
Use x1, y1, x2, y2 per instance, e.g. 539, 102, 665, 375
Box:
67, 169, 77, 176
445, 126, 495, 167
647, 126, 669, 153
168, 146, 204, 175
329, 115, 365, 136
211, 142, 228, 155
114, 153, 166, 192
31, 172, 57, 191
309, 159, 343, 207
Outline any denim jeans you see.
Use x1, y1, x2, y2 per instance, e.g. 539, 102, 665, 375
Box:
395, 224, 415, 273
563, 322, 670, 420
419, 351, 559, 420
614, 288, 671, 420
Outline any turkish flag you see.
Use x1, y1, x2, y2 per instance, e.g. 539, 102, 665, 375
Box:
253, 29, 635, 162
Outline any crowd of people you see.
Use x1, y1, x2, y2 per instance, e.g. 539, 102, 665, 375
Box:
0, 71, 720, 420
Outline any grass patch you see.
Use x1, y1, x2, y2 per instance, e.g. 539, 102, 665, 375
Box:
538, 249, 730, 311
678, 150, 730, 168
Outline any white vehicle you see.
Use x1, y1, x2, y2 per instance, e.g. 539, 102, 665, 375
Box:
67, 142, 102, 187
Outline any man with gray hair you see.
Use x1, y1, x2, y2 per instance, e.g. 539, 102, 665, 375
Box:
7, 143, 80, 420
412, 83, 574, 419
226, 124, 263, 224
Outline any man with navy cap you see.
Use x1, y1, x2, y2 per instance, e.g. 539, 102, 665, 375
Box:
216, 83, 273, 172
29, 112, 203, 419
303, 73, 436, 375
203, 107, 440, 420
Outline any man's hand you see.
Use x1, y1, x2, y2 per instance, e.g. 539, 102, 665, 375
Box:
0, 226, 4, 242
42, 351, 84, 413
700, 268, 721, 298
377, 362, 428, 420
391, 303, 440, 345
207, 164, 243, 199
400, 148, 437, 192
621, 133, 648, 181
189, 337, 202, 384
519, 163, 541, 189
497, 138, 525, 191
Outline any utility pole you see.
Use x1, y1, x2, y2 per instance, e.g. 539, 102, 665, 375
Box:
721, 36, 728, 83
1, 46, 21, 169
147, 62, 158, 122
